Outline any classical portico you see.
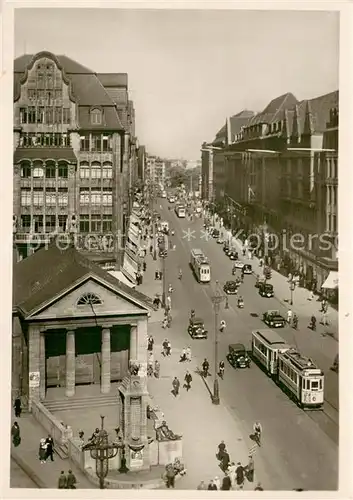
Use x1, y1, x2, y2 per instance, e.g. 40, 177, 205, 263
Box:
12, 242, 152, 407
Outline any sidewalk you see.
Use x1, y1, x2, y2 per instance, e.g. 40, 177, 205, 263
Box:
140, 252, 271, 490
10, 411, 94, 489
218, 224, 338, 341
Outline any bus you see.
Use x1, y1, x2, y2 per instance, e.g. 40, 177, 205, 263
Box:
190, 248, 211, 283
175, 204, 186, 218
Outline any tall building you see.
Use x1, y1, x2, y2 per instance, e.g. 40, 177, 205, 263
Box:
145, 156, 166, 188
13, 51, 139, 266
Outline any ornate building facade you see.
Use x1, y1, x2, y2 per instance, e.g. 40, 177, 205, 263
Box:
13, 51, 140, 267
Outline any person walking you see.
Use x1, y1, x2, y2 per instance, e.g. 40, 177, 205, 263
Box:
57, 471, 67, 489
45, 434, 54, 462
235, 462, 245, 490
220, 451, 230, 473
14, 397, 22, 418
245, 455, 255, 483
217, 440, 226, 460
221, 471, 232, 490
287, 309, 293, 324
154, 360, 160, 378
11, 422, 21, 447
66, 469, 77, 489
207, 479, 217, 490
197, 480, 207, 490
186, 346, 192, 362
172, 376, 180, 397
147, 335, 154, 351
38, 438, 47, 464
184, 371, 192, 391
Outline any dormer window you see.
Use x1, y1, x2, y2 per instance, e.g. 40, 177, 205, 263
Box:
91, 108, 102, 125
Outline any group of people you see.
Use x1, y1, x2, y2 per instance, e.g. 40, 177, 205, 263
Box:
38, 435, 55, 463
57, 469, 77, 489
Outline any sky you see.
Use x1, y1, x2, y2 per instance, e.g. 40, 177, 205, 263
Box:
14, 8, 339, 160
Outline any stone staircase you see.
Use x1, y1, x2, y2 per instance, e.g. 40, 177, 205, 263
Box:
43, 393, 119, 412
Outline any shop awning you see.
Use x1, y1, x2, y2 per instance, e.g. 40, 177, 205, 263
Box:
121, 251, 139, 284
127, 227, 139, 247
321, 271, 339, 289
108, 270, 136, 288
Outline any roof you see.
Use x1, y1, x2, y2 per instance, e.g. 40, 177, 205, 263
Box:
13, 242, 153, 317
97, 73, 128, 88
246, 93, 298, 127
253, 328, 287, 345
307, 90, 338, 133
229, 343, 246, 351
14, 147, 77, 163
213, 110, 255, 145
13, 53, 124, 131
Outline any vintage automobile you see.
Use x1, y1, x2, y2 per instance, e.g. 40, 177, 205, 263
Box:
232, 259, 244, 268
188, 318, 208, 339
212, 228, 220, 239
223, 280, 239, 295
216, 236, 224, 244
255, 276, 266, 288
259, 282, 274, 297
223, 242, 229, 253
226, 343, 251, 368
158, 249, 168, 258
262, 309, 286, 328
242, 264, 252, 275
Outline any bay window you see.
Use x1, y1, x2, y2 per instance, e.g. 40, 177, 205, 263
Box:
58, 188, 68, 206
21, 189, 31, 206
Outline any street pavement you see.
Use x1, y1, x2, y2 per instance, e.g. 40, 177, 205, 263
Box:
10, 459, 37, 488
152, 200, 338, 490
10, 410, 95, 489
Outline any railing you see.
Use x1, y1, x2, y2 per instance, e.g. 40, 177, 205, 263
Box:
79, 152, 113, 163
31, 399, 73, 448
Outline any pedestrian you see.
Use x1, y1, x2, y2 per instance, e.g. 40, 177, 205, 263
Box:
162, 338, 168, 356
66, 469, 77, 489
208, 479, 217, 490
197, 480, 207, 490
287, 309, 293, 324
147, 335, 154, 351
245, 455, 255, 482
228, 461, 236, 486
186, 346, 192, 362
172, 376, 180, 397
164, 464, 176, 488
38, 438, 47, 464
217, 440, 226, 460
166, 295, 171, 310
166, 340, 172, 356
321, 312, 329, 326
45, 434, 54, 462
14, 396, 22, 418
235, 462, 245, 489
154, 360, 160, 378
221, 471, 232, 490
220, 451, 230, 473
254, 482, 264, 491
179, 348, 187, 362
11, 421, 21, 447
184, 371, 192, 391
58, 471, 67, 489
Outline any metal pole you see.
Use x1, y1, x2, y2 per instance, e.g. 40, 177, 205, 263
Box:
213, 301, 220, 405
162, 256, 167, 308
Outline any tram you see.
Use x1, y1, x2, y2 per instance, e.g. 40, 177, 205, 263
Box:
251, 330, 324, 409
190, 248, 211, 283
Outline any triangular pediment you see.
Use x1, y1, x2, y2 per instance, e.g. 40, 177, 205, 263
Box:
28, 277, 149, 320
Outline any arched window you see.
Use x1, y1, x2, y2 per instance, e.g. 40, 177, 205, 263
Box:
102, 161, 113, 179
91, 108, 102, 125
45, 160, 56, 179
80, 161, 90, 179
91, 161, 101, 179
33, 161, 44, 178
58, 161, 68, 179
77, 292, 102, 306
20, 161, 31, 178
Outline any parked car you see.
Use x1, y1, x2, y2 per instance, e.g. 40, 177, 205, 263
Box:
188, 318, 208, 339
255, 276, 266, 288
262, 309, 286, 328
216, 237, 224, 244
223, 280, 239, 295
223, 242, 230, 253
259, 283, 274, 297
243, 264, 252, 275
211, 228, 220, 239
226, 343, 251, 368
232, 259, 244, 268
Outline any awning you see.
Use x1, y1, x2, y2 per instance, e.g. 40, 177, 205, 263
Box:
122, 251, 139, 284
108, 270, 136, 288
128, 224, 140, 243
130, 212, 141, 227
321, 271, 339, 289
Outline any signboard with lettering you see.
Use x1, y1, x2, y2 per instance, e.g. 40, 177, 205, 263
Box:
29, 371, 40, 387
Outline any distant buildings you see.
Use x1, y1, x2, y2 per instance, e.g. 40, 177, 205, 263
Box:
13, 51, 145, 267
145, 156, 166, 188
201, 90, 339, 298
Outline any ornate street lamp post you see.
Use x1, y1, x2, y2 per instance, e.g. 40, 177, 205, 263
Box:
82, 415, 127, 489
289, 280, 296, 306
211, 282, 226, 405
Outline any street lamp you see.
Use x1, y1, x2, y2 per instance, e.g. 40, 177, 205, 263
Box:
82, 415, 126, 489
211, 281, 226, 405
289, 280, 296, 306
161, 251, 167, 309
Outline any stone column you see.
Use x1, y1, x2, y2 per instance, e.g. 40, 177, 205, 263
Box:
28, 325, 40, 409
129, 325, 138, 361
65, 330, 75, 397
39, 331, 46, 400
101, 327, 111, 394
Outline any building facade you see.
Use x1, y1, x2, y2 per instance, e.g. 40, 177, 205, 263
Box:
13, 52, 140, 267
145, 156, 166, 189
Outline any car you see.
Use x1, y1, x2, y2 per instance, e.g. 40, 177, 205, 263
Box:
223, 280, 239, 295
232, 259, 244, 268
188, 318, 208, 339
262, 309, 286, 328
158, 249, 168, 258
226, 343, 251, 368
223, 242, 229, 252
217, 237, 224, 244
255, 277, 266, 288
243, 264, 252, 275
259, 283, 274, 297
211, 229, 220, 239
228, 251, 239, 261
168, 196, 176, 203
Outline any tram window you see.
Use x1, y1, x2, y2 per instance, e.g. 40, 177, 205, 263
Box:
302, 378, 305, 389
311, 380, 319, 389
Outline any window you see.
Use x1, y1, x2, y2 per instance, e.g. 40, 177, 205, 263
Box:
45, 188, 56, 206
102, 162, 113, 178
102, 214, 112, 232
21, 215, 31, 231
80, 215, 90, 233
91, 108, 102, 125
20, 162, 31, 178
58, 188, 68, 206
55, 90, 63, 100
91, 133, 102, 152
27, 89, 36, 101
80, 161, 90, 179
45, 162, 56, 178
54, 107, 62, 123
36, 70, 45, 88
33, 215, 44, 233
102, 189, 112, 205
91, 215, 101, 232
37, 107, 45, 123
20, 108, 28, 124
58, 163, 68, 179
63, 108, 71, 124
58, 215, 67, 232
33, 188, 44, 206
46, 215, 56, 232
79, 189, 90, 205
91, 162, 101, 179
61, 133, 69, 147
77, 292, 102, 305
102, 135, 112, 152
21, 189, 31, 206
33, 166, 44, 178
91, 190, 102, 205
28, 107, 36, 124
80, 135, 90, 151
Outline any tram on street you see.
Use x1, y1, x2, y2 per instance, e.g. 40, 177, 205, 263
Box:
175, 204, 186, 218
251, 330, 325, 409
190, 248, 211, 283
277, 348, 324, 409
